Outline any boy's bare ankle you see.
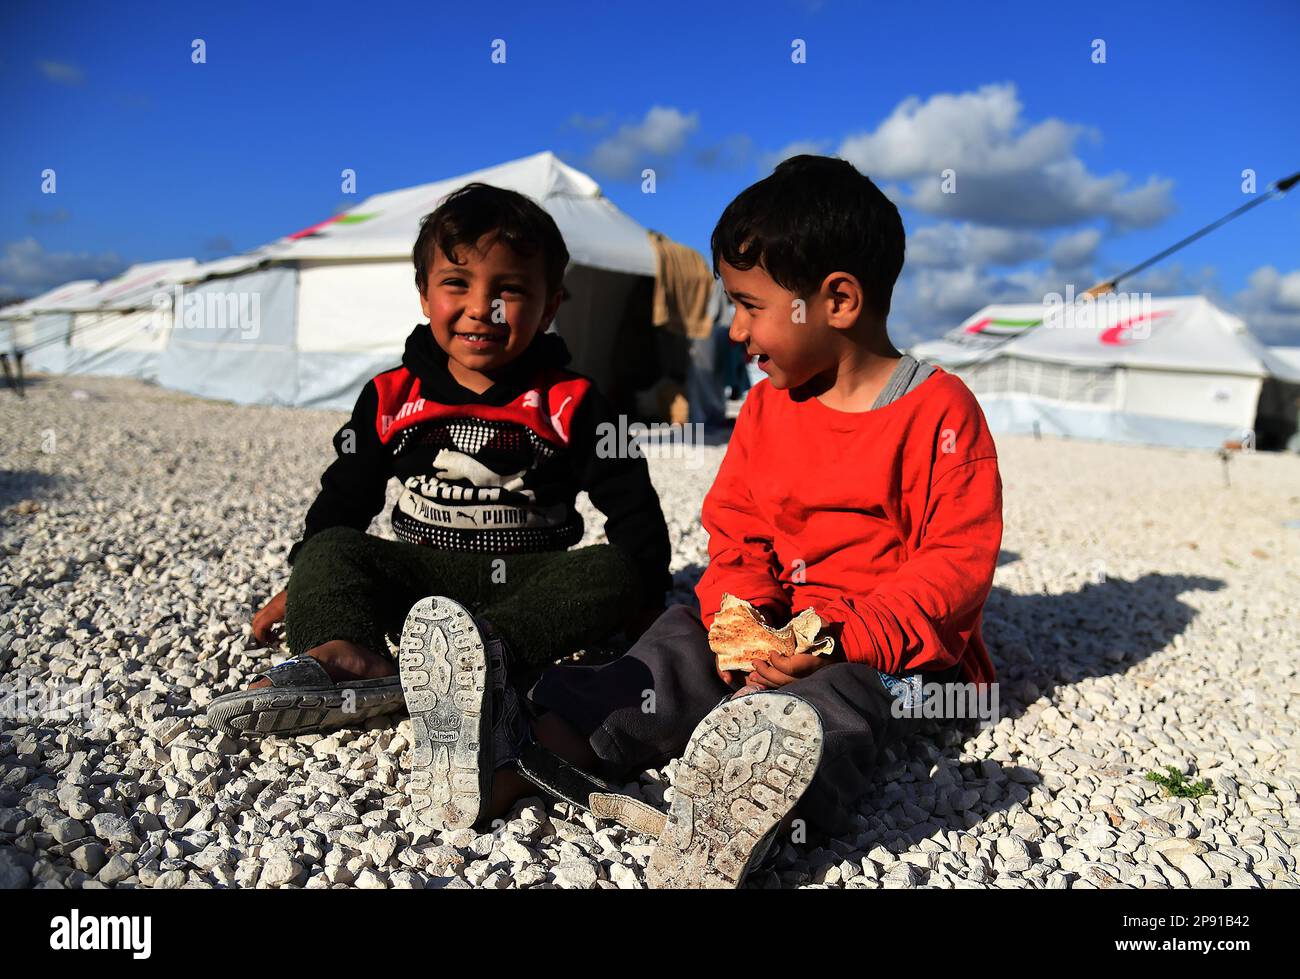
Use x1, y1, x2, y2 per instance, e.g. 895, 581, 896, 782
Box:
532, 711, 599, 770
486, 767, 536, 821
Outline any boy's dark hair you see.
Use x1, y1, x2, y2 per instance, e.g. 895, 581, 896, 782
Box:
710, 155, 905, 318
413, 182, 569, 297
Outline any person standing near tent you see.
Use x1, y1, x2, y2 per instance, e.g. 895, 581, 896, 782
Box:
208, 185, 672, 806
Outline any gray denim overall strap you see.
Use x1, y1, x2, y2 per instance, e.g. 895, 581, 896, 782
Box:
870, 354, 935, 410
870, 354, 942, 712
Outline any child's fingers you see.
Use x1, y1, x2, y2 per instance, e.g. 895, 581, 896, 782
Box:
762, 652, 802, 678
751, 660, 790, 687
251, 617, 281, 647
768, 651, 822, 678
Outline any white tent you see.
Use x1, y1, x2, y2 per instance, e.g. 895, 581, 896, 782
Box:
154, 150, 663, 410
1271, 347, 1300, 376
911, 295, 1300, 450
1, 279, 100, 374
56, 259, 200, 379
6, 260, 200, 379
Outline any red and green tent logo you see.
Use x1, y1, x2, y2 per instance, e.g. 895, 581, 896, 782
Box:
286, 212, 378, 240
963, 315, 1042, 336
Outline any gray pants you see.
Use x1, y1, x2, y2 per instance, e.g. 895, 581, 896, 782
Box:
528, 605, 959, 834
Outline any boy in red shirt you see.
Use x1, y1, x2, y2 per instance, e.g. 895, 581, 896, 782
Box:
404, 156, 1003, 887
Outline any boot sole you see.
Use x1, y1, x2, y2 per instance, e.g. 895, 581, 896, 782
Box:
645, 692, 823, 889
398, 596, 492, 831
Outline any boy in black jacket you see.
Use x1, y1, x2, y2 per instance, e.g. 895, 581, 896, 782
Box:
208, 184, 672, 801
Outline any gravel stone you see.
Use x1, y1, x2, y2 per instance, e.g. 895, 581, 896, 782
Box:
4, 375, 1298, 892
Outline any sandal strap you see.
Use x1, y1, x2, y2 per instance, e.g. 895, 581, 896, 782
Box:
259, 656, 333, 689
589, 792, 667, 837
516, 741, 667, 837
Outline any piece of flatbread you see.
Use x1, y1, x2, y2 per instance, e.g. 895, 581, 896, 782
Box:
708, 593, 835, 672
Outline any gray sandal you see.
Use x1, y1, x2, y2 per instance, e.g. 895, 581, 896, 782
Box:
207, 656, 405, 738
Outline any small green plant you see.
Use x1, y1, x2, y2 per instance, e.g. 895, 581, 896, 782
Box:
1145, 766, 1213, 799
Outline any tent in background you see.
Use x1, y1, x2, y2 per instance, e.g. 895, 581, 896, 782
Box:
911, 295, 1300, 450
155, 151, 678, 411
10, 260, 200, 380
64, 259, 199, 379
1271, 347, 1300, 376
2, 279, 102, 375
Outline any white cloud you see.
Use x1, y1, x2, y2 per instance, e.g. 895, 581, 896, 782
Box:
837, 84, 1175, 229
1112, 262, 1220, 299
908, 223, 1044, 269
892, 265, 1044, 339
0, 238, 126, 300
757, 139, 833, 174
1049, 227, 1102, 269
1231, 266, 1300, 345
584, 106, 699, 180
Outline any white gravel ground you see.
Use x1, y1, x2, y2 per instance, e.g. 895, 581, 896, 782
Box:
1, 374, 1298, 889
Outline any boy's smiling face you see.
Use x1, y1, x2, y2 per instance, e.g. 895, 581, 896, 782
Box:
420, 232, 562, 391
720, 259, 839, 391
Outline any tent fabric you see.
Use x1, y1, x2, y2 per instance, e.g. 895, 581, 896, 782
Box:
1, 279, 100, 321
910, 296, 1295, 449
246, 150, 657, 277
68, 309, 170, 379
40, 260, 200, 380
914, 296, 1293, 378
16, 313, 77, 374
59, 259, 199, 312
2, 279, 101, 373
156, 265, 300, 404
1270, 346, 1300, 378
19, 152, 706, 412
157, 152, 681, 409
648, 230, 715, 339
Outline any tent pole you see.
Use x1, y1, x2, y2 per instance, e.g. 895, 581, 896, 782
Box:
1086, 169, 1299, 296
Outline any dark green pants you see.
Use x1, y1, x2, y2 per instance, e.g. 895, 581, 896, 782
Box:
284, 526, 639, 670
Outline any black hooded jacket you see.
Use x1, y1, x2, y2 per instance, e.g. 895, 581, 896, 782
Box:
288, 325, 672, 605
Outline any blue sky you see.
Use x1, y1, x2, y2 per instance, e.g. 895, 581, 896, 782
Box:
3, 0, 1299, 341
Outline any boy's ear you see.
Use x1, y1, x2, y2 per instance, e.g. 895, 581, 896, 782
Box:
821, 271, 864, 331
417, 283, 432, 320
538, 287, 565, 329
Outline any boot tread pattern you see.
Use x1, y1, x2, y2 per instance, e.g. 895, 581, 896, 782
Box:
645, 693, 823, 889
398, 597, 490, 831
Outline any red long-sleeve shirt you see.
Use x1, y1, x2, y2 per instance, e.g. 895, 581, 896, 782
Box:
696, 369, 1003, 686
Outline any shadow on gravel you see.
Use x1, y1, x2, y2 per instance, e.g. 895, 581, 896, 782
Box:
0, 469, 63, 509
983, 572, 1226, 724
669, 564, 1221, 708
834, 572, 1228, 870
1, 374, 53, 395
